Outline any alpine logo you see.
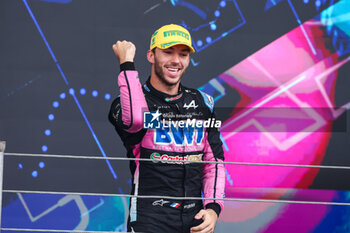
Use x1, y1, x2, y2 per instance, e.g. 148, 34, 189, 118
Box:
183, 100, 198, 110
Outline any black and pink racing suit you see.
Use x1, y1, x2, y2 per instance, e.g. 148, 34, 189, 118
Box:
109, 62, 225, 233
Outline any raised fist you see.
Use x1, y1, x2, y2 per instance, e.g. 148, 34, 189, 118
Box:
112, 40, 136, 64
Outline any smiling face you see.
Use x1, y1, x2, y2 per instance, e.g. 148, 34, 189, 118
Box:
147, 44, 191, 92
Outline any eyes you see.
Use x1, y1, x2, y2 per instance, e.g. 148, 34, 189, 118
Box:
163, 49, 189, 58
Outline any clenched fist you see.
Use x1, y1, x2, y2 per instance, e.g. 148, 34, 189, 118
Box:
112, 40, 136, 64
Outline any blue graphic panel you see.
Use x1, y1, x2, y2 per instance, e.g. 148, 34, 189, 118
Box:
173, 0, 246, 52
2, 193, 128, 231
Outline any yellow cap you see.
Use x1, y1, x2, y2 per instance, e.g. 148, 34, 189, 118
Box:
150, 24, 195, 53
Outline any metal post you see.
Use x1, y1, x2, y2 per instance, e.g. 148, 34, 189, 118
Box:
0, 141, 6, 228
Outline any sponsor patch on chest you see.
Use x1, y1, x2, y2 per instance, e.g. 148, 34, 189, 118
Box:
150, 152, 202, 164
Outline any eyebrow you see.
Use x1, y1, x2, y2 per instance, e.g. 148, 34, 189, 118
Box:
166, 47, 190, 52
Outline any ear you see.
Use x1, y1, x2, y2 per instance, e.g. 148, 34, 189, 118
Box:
147, 50, 155, 64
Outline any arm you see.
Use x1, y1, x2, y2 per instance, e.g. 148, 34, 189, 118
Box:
111, 41, 148, 133
191, 124, 225, 233
203, 126, 225, 214
199, 91, 225, 215
192, 93, 225, 233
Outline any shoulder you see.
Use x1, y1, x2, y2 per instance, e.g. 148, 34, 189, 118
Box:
182, 85, 215, 112
198, 90, 214, 112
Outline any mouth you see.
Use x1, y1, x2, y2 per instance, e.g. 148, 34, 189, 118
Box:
166, 67, 181, 76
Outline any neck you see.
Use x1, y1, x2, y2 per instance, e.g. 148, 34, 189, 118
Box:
150, 74, 180, 95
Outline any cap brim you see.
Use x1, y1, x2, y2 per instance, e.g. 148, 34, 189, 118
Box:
157, 42, 195, 53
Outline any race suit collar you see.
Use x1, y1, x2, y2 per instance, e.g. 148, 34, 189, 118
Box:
145, 77, 184, 103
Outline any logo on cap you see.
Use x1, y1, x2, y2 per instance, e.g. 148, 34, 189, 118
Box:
149, 24, 195, 53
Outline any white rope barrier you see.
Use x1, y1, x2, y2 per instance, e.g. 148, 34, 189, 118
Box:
3, 189, 350, 206
3, 151, 350, 233
3, 151, 350, 231
4, 152, 350, 170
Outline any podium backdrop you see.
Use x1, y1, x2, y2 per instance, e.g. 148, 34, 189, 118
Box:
1, 0, 350, 232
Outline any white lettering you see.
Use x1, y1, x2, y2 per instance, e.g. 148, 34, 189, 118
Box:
184, 100, 198, 110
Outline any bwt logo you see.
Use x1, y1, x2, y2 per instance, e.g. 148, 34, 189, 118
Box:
143, 110, 162, 129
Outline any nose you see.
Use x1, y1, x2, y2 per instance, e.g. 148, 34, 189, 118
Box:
170, 53, 181, 65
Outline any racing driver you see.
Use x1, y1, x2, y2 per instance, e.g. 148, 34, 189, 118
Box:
109, 24, 225, 233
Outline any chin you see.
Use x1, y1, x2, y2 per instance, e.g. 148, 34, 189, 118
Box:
164, 76, 181, 86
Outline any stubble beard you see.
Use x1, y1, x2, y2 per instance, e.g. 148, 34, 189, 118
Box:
154, 56, 184, 87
